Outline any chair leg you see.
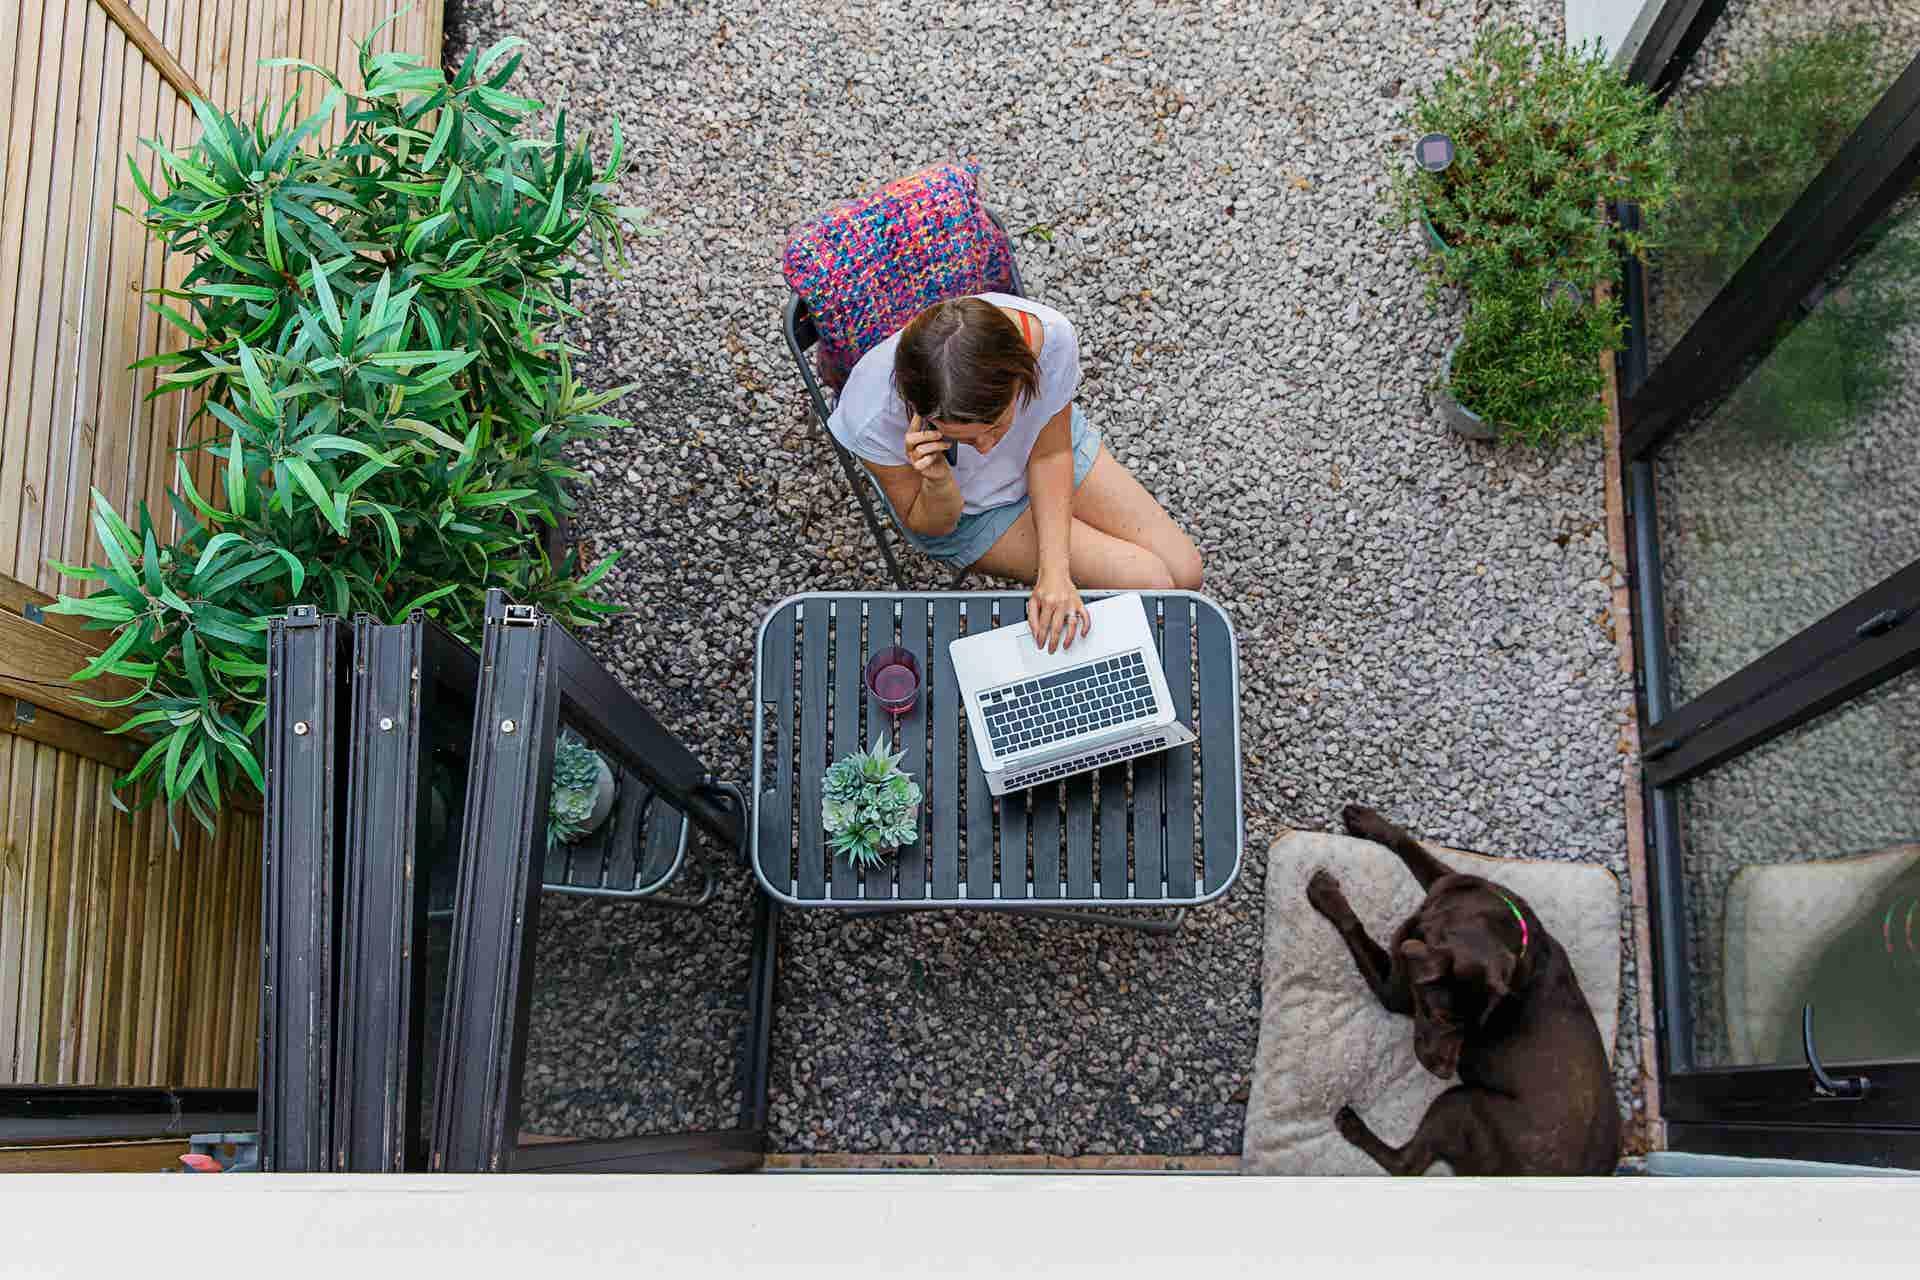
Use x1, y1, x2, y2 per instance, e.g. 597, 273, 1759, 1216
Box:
818, 416, 909, 590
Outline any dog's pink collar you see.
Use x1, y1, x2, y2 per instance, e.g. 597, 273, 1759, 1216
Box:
1493, 889, 1529, 957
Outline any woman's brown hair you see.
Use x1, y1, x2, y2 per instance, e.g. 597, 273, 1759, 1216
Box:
891, 298, 1040, 425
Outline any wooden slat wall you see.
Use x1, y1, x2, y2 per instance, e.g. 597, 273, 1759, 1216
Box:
0, 0, 443, 1087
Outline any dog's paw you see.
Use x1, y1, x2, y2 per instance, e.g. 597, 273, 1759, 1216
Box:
1342, 804, 1399, 846
1334, 1104, 1368, 1144
1306, 868, 1352, 923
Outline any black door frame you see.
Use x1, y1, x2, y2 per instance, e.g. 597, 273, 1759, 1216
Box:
431, 591, 773, 1173
1619, 22, 1920, 1161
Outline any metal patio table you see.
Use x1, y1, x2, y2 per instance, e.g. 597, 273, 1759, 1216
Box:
751, 591, 1242, 931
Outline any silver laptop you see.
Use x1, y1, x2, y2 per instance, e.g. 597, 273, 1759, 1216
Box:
948, 593, 1195, 797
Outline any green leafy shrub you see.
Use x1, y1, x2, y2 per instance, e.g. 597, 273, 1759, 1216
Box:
1664, 25, 1919, 442
548, 732, 607, 847
1390, 27, 1673, 443
821, 736, 922, 869
47, 27, 650, 830
1447, 269, 1626, 446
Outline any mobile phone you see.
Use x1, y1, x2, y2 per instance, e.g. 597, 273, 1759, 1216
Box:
944, 440, 958, 466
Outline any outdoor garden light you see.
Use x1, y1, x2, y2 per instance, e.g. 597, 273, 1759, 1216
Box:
1414, 131, 1455, 173
1542, 279, 1585, 311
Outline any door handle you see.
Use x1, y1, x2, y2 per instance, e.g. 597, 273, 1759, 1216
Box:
1802, 1004, 1871, 1100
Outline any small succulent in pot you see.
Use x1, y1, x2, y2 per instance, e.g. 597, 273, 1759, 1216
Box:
821, 735, 923, 869
548, 732, 616, 848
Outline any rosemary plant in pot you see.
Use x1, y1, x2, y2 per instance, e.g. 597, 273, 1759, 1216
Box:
1389, 26, 1674, 445
822, 736, 922, 869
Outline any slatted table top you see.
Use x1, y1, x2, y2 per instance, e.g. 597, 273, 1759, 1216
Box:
751, 591, 1242, 909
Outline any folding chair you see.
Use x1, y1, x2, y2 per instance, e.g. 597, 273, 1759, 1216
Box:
781, 205, 1027, 590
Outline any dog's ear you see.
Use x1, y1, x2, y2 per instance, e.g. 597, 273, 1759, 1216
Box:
1399, 939, 1450, 984
1455, 944, 1518, 1027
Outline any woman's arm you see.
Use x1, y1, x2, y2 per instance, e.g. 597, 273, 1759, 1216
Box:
863, 419, 963, 536
1027, 404, 1075, 577
1025, 404, 1086, 651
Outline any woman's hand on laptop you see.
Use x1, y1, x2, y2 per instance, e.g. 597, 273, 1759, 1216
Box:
1029, 570, 1089, 654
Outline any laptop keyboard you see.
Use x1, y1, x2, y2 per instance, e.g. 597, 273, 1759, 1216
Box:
979, 649, 1157, 759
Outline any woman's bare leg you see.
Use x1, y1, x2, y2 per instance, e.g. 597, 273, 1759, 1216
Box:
967, 445, 1202, 588
969, 514, 1178, 588
1069, 446, 1203, 588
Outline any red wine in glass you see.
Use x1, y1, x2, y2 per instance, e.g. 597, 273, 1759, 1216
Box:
863, 646, 922, 726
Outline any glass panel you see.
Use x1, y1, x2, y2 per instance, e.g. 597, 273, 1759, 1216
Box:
1680, 671, 1920, 1068
513, 726, 754, 1145
417, 671, 476, 1156
1655, 201, 1920, 703
1646, 6, 1916, 365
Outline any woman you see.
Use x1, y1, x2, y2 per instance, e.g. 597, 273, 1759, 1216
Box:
827, 293, 1202, 653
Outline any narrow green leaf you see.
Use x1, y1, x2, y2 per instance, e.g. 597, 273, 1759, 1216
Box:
191, 282, 279, 302
198, 553, 280, 598
262, 199, 285, 271
191, 531, 248, 580
224, 735, 267, 793
284, 456, 347, 535
162, 724, 189, 803
181, 627, 208, 700
235, 341, 276, 419
45, 593, 136, 623
226, 427, 248, 519
421, 104, 455, 171
310, 255, 342, 337
125, 733, 172, 786
391, 582, 459, 620
72, 624, 144, 681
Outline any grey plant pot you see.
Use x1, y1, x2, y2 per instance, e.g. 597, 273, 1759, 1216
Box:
579, 756, 617, 837
1435, 337, 1499, 441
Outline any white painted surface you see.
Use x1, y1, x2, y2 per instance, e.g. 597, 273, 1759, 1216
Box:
1568, 0, 1663, 65
6, 1175, 1919, 1276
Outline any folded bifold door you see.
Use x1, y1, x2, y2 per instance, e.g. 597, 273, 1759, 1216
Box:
260, 606, 348, 1171
334, 615, 480, 1171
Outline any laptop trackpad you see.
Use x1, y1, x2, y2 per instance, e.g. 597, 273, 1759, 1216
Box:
1011, 626, 1086, 673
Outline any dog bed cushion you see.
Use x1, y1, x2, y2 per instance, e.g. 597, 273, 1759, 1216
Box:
781, 160, 1017, 392
1243, 830, 1621, 1175
1722, 846, 1920, 1064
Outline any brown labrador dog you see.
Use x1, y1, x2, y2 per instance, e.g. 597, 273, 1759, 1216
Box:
1305, 804, 1619, 1175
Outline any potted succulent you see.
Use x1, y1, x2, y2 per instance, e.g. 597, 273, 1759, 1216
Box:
548, 733, 617, 848
821, 735, 923, 869
1390, 27, 1674, 444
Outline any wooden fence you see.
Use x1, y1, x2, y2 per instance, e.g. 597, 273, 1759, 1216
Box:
0, 0, 445, 1087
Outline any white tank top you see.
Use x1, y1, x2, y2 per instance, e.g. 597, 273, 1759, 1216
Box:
826, 293, 1082, 514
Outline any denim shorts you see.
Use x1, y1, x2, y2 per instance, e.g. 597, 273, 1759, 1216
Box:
885, 405, 1102, 570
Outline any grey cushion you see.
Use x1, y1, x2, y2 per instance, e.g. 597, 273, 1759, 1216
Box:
1722, 846, 1920, 1064
1243, 830, 1621, 1175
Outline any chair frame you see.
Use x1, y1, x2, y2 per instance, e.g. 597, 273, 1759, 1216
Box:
781, 207, 1026, 590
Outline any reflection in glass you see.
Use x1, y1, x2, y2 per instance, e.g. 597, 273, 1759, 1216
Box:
417, 677, 474, 1157
514, 727, 751, 1145
1655, 202, 1920, 703
1680, 672, 1920, 1067
1647, 10, 1913, 363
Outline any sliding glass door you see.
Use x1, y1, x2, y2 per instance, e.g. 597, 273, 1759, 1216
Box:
1624, 2, 1920, 1165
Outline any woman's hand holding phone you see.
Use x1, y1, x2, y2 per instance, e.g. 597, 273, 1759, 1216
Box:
905, 414, 957, 485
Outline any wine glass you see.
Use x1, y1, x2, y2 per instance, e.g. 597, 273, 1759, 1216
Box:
863, 646, 921, 729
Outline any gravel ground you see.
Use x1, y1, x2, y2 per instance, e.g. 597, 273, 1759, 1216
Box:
449, 0, 1640, 1155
